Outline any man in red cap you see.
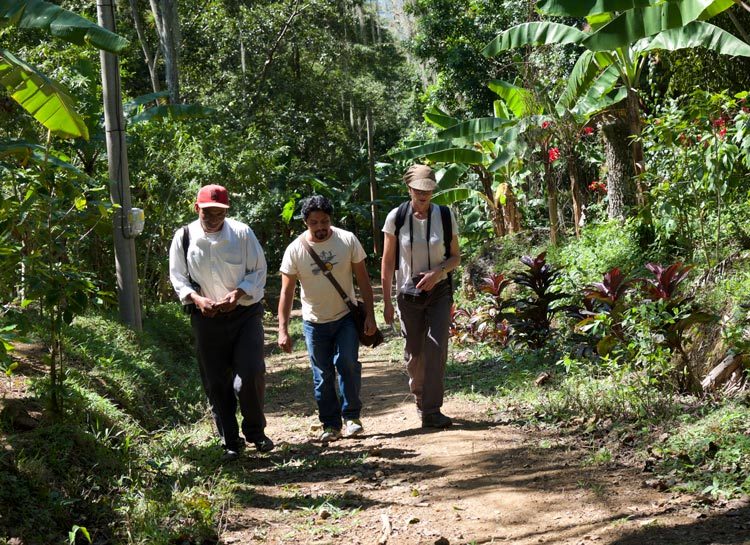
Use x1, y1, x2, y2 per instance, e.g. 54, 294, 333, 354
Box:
169, 184, 273, 461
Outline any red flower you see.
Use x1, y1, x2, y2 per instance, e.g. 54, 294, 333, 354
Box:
541, 121, 551, 129
581, 126, 594, 136
713, 117, 726, 128
548, 147, 560, 162
718, 127, 727, 139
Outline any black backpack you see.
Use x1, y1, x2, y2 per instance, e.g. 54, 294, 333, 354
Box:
393, 202, 453, 285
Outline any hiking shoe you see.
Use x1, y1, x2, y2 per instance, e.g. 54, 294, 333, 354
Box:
319, 427, 341, 443
221, 441, 245, 462
344, 419, 364, 437
253, 435, 275, 453
421, 412, 453, 429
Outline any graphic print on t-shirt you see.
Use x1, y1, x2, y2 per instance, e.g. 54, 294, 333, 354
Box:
311, 250, 338, 275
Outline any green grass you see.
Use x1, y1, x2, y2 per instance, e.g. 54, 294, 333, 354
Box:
1, 304, 226, 545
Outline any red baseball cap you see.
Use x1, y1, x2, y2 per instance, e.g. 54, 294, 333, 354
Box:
196, 184, 230, 208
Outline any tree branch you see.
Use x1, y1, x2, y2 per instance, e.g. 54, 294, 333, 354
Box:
249, 0, 308, 107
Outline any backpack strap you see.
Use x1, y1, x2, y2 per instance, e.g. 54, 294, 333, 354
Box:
439, 205, 452, 261
182, 225, 200, 292
393, 201, 411, 271
393, 202, 453, 273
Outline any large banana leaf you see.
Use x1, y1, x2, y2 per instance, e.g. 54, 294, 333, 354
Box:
432, 187, 490, 207
0, 49, 87, 139
583, 0, 734, 51
423, 148, 484, 164
0, 140, 89, 177
437, 117, 511, 141
424, 107, 458, 129
537, 0, 653, 17
0, 0, 128, 53
488, 126, 523, 172
633, 21, 750, 56
483, 22, 588, 57
129, 104, 217, 124
436, 164, 468, 188
571, 85, 627, 118
390, 140, 457, 160
555, 50, 613, 114
488, 80, 537, 118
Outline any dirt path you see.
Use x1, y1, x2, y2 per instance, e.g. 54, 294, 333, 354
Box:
222, 335, 750, 545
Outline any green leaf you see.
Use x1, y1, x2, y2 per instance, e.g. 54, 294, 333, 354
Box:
390, 140, 457, 160
537, 0, 653, 17
424, 106, 458, 129
425, 148, 484, 164
555, 50, 613, 113
488, 80, 536, 118
0, 49, 88, 139
129, 104, 217, 124
432, 187, 487, 206
482, 22, 588, 57
123, 90, 170, 116
0, 0, 128, 53
571, 85, 627, 118
583, 0, 734, 51
436, 164, 468, 188
0, 140, 90, 176
437, 117, 510, 140
596, 334, 618, 355
488, 127, 522, 171
633, 21, 750, 57
281, 197, 296, 224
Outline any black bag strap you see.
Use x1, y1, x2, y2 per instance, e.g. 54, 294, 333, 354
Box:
182, 225, 200, 291
301, 238, 357, 313
393, 202, 453, 269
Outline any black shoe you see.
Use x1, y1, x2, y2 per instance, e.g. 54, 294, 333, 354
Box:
253, 435, 275, 453
422, 412, 453, 429
221, 441, 245, 462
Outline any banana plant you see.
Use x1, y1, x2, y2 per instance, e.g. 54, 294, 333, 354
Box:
390, 108, 520, 238
483, 0, 750, 215
0, 0, 128, 139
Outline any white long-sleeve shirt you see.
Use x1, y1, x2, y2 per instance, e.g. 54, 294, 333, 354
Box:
169, 218, 266, 306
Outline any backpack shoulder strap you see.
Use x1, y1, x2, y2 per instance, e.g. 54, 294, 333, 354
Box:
393, 202, 410, 271
182, 225, 197, 288
439, 205, 452, 261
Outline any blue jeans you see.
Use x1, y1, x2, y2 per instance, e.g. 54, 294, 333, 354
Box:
303, 313, 362, 430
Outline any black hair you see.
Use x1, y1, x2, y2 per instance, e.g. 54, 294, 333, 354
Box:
301, 195, 334, 220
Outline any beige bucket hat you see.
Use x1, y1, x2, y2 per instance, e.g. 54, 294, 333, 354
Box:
403, 164, 437, 191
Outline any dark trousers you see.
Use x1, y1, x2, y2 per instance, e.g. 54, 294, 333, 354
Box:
397, 280, 453, 416
191, 302, 266, 449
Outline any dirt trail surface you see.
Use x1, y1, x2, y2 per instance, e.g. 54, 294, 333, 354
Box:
222, 335, 750, 545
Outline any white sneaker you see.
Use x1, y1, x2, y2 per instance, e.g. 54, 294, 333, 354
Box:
344, 419, 364, 437
319, 427, 341, 443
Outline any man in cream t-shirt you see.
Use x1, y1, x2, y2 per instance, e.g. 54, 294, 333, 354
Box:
278, 195, 377, 442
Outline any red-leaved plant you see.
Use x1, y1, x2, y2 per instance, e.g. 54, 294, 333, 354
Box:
512, 252, 567, 347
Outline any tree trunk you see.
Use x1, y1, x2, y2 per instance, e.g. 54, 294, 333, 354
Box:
474, 166, 505, 237
602, 117, 636, 220
567, 156, 587, 237
497, 182, 521, 234
149, 0, 181, 104
129, 0, 161, 94
625, 88, 644, 205
543, 163, 560, 246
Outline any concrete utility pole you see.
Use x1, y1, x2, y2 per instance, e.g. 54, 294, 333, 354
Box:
366, 108, 380, 256
98, 0, 143, 331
